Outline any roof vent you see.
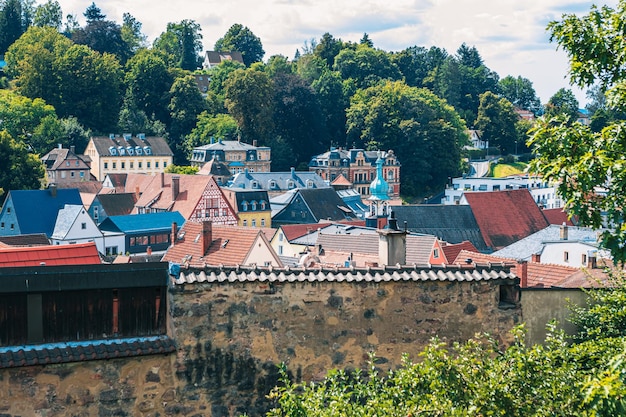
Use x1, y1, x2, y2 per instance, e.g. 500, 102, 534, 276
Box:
123, 133, 132, 140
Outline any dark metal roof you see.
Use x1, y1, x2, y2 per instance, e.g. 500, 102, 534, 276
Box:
298, 188, 355, 222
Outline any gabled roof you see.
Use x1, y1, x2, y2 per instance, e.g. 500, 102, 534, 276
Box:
195, 139, 267, 152
406, 234, 440, 264
89, 135, 173, 157
51, 204, 85, 239
391, 205, 489, 252
204, 51, 244, 66
441, 241, 479, 265
94, 193, 137, 216
230, 169, 328, 191
463, 189, 550, 250
0, 241, 101, 267
99, 212, 184, 234
542, 208, 575, 226
492, 224, 600, 261
134, 173, 227, 219
280, 223, 331, 241
4, 188, 83, 237
331, 174, 353, 186
57, 181, 102, 194
41, 146, 90, 170
0, 234, 50, 247
198, 159, 232, 177
162, 223, 280, 267
297, 188, 356, 222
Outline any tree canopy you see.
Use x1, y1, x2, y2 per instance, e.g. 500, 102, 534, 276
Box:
214, 23, 264, 67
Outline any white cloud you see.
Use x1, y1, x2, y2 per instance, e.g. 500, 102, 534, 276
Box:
53, 0, 620, 105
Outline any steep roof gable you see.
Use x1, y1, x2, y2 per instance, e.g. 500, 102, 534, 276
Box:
463, 189, 549, 250
95, 193, 137, 216
5, 188, 83, 237
298, 188, 355, 222
0, 241, 101, 267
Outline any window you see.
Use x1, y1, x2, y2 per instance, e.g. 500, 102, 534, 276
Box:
433, 249, 439, 258
261, 218, 266, 227
243, 219, 248, 226
279, 233, 283, 242
130, 162, 134, 169
104, 162, 108, 169
66, 161, 70, 166
251, 219, 256, 227
112, 162, 117, 169
155, 161, 159, 168
10, 223, 14, 230
81, 222, 86, 229
121, 162, 125, 169
105, 246, 118, 256
80, 171, 84, 178
163, 161, 167, 168
7, 207, 11, 213
75, 160, 79, 166
564, 251, 569, 262
61, 171, 66, 178
242, 201, 249, 211
278, 245, 283, 255
94, 207, 99, 220
1, 222, 4, 229
582, 253, 587, 264
251, 201, 257, 210
147, 162, 151, 168
138, 162, 142, 168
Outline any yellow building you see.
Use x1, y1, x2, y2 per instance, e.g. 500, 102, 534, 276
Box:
221, 188, 272, 228
83, 134, 173, 181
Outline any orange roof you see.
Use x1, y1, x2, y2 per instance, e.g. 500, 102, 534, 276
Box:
464, 189, 549, 250
441, 241, 478, 265
0, 242, 101, 267
280, 223, 331, 241
163, 223, 278, 268
331, 174, 353, 186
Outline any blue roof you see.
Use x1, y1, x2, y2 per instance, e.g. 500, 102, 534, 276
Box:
100, 212, 185, 234
7, 189, 82, 237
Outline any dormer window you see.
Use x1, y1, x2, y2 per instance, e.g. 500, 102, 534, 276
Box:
242, 201, 249, 211
269, 180, 277, 189
109, 146, 117, 156
251, 181, 259, 189
287, 180, 295, 189
306, 179, 314, 188
135, 146, 143, 155
127, 146, 135, 155
260, 200, 266, 210
144, 146, 152, 155
118, 146, 126, 156
251, 200, 257, 210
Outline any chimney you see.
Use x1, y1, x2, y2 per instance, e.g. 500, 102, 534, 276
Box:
172, 176, 180, 200
58, 143, 62, 149
49, 183, 57, 197
587, 252, 597, 269
253, 140, 258, 147
135, 186, 140, 198
171, 222, 178, 246
378, 227, 407, 266
531, 253, 541, 263
515, 260, 528, 288
70, 145, 75, 154
202, 221, 213, 255
560, 222, 568, 240
161, 172, 165, 187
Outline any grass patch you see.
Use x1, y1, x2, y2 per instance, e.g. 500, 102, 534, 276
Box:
489, 162, 528, 178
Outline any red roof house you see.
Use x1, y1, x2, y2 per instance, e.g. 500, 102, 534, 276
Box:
463, 189, 550, 251
0, 242, 101, 267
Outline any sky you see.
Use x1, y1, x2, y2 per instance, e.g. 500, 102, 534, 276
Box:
54, 0, 619, 107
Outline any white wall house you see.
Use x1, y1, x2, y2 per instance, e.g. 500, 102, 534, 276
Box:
50, 204, 124, 255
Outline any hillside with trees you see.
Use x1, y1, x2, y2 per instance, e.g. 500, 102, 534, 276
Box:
0, 0, 582, 204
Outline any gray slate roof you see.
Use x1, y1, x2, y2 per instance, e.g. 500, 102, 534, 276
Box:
51, 205, 84, 239
392, 205, 488, 252
90, 135, 173, 157
492, 225, 601, 260
172, 264, 517, 285
230, 169, 328, 191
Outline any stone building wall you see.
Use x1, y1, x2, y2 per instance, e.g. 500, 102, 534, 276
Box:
0, 277, 520, 416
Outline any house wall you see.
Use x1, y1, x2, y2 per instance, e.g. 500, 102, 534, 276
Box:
0, 276, 521, 416
237, 211, 271, 228
522, 288, 587, 346
539, 242, 597, 267
0, 197, 20, 236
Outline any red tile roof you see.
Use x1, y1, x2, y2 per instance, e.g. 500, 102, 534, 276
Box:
542, 208, 575, 226
441, 241, 478, 265
280, 223, 331, 241
163, 223, 279, 267
331, 174, 353, 186
464, 189, 549, 250
0, 242, 101, 267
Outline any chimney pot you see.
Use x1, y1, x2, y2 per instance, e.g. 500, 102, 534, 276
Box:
171, 222, 178, 246
516, 260, 528, 288
202, 221, 212, 255
172, 176, 180, 200
560, 222, 568, 240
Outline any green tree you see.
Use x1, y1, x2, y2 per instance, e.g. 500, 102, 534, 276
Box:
164, 164, 198, 175
121, 13, 147, 55
207, 59, 245, 100
71, 18, 132, 64
215, 23, 264, 67
32, 0, 62, 29
168, 75, 208, 163
0, 0, 31, 54
182, 112, 238, 157
313, 32, 343, 68
223, 68, 274, 143
498, 75, 542, 115
544, 88, 579, 123
311, 70, 349, 147
390, 45, 448, 89
347, 80, 467, 198
124, 49, 173, 126
83, 2, 104, 22
334, 45, 402, 89
0, 131, 44, 204
475, 91, 519, 155
272, 72, 327, 170
265, 54, 293, 77
153, 20, 203, 70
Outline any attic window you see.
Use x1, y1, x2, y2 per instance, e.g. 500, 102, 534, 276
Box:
306, 179, 314, 188
287, 180, 295, 189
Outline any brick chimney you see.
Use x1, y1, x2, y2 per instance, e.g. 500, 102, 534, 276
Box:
171, 222, 178, 246
201, 221, 213, 255
560, 222, 568, 240
161, 172, 165, 187
531, 253, 541, 263
515, 260, 528, 288
172, 176, 180, 201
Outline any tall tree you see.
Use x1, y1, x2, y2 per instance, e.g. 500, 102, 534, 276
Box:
33, 0, 62, 29
0, 0, 31, 54
314, 33, 343, 68
498, 75, 542, 115
529, 0, 626, 264
168, 75, 208, 163
0, 131, 44, 204
474, 91, 519, 155
83, 2, 104, 22
153, 20, 203, 71
182, 112, 238, 157
71, 18, 131, 64
544, 88, 579, 123
334, 45, 402, 89
214, 23, 264, 67
223, 68, 274, 143
390, 45, 448, 89
347, 80, 467, 198
311, 70, 349, 147
121, 13, 147, 54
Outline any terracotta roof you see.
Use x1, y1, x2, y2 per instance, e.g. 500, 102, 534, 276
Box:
330, 174, 353, 186
0, 234, 50, 247
441, 241, 479, 265
463, 189, 549, 250
134, 173, 229, 220
280, 223, 331, 241
172, 263, 518, 285
198, 159, 232, 177
0, 336, 176, 369
453, 249, 609, 289
163, 223, 279, 268
542, 208, 575, 226
0, 242, 101, 267
56, 181, 102, 194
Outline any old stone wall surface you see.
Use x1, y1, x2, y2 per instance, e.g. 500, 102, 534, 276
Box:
0, 279, 520, 416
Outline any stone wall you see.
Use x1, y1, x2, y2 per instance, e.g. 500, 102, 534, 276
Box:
0, 278, 520, 416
